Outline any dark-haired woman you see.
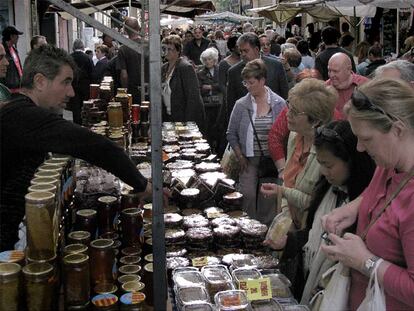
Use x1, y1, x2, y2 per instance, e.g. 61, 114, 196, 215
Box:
263, 120, 376, 300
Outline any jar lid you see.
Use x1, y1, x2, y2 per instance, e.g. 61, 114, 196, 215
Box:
90, 239, 114, 249
120, 292, 146, 305
68, 231, 91, 240
119, 264, 141, 275
22, 262, 53, 276
30, 177, 59, 186
92, 294, 118, 307
144, 254, 153, 262
25, 191, 55, 203
120, 256, 141, 265
118, 274, 141, 284
50, 154, 71, 160
0, 250, 25, 263
34, 170, 60, 179
63, 253, 89, 265
145, 238, 153, 246
44, 158, 67, 166
28, 183, 57, 193
76, 209, 97, 217
121, 208, 141, 216
121, 281, 145, 293
121, 247, 142, 257
0, 263, 21, 277
38, 164, 63, 173
144, 263, 153, 272
111, 240, 122, 250
63, 244, 88, 255
98, 196, 118, 204
94, 283, 118, 295
100, 232, 119, 241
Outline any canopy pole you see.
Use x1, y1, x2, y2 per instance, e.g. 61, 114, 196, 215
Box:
397, 8, 400, 55
149, 0, 167, 310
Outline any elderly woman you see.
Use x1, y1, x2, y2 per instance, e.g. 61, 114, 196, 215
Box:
321, 78, 414, 310
161, 35, 205, 131
197, 47, 222, 150
261, 78, 337, 230
226, 59, 286, 224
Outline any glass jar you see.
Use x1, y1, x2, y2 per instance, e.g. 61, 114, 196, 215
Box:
121, 247, 142, 257
142, 238, 152, 257
30, 176, 59, 187
27, 183, 57, 194
63, 253, 90, 308
118, 274, 141, 287
94, 283, 118, 295
121, 281, 145, 293
107, 102, 123, 129
25, 191, 56, 261
120, 292, 146, 311
97, 196, 118, 235
33, 170, 60, 180
89, 239, 115, 286
75, 209, 97, 238
22, 262, 54, 311
99, 86, 112, 104
144, 254, 153, 263
131, 105, 140, 123
140, 102, 149, 123
68, 231, 91, 246
91, 293, 118, 311
142, 263, 153, 306
0, 263, 21, 311
109, 132, 126, 150
139, 122, 150, 138
37, 164, 64, 175
121, 208, 143, 247
115, 92, 130, 124
119, 256, 141, 266
118, 265, 141, 276
90, 84, 100, 99
63, 244, 88, 257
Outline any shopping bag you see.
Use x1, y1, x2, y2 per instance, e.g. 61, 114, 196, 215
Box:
357, 259, 386, 311
220, 144, 240, 181
309, 262, 350, 311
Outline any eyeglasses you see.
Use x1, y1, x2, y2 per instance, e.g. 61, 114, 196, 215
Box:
242, 80, 256, 87
315, 126, 345, 143
351, 89, 397, 121
286, 99, 306, 117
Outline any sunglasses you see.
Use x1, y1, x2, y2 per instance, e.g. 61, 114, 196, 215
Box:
351, 89, 397, 121
315, 126, 345, 143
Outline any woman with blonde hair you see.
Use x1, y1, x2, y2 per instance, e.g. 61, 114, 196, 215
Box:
322, 78, 414, 310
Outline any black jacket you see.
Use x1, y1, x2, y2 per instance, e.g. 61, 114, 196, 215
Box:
183, 38, 210, 66
92, 57, 109, 84
2, 43, 21, 89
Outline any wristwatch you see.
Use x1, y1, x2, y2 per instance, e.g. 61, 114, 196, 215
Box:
363, 255, 380, 276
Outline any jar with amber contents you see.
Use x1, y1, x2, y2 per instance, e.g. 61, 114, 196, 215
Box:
63, 244, 88, 257
142, 263, 153, 306
63, 253, 90, 308
107, 102, 123, 129
90, 84, 100, 99
99, 86, 112, 104
0, 263, 21, 311
89, 239, 115, 286
97, 196, 118, 235
22, 262, 54, 311
121, 208, 143, 247
75, 209, 97, 238
120, 292, 146, 311
67, 230, 91, 246
25, 191, 56, 261
140, 102, 149, 122
115, 90, 130, 124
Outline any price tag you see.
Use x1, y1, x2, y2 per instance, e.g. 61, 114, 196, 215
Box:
239, 277, 272, 301
192, 256, 208, 267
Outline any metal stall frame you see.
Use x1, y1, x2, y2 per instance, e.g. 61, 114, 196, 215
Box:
43, 0, 166, 309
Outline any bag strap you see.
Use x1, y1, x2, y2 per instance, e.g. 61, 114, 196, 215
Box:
360, 169, 414, 241
247, 109, 265, 157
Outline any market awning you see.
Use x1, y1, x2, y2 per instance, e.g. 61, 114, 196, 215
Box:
46, 0, 216, 18
194, 11, 263, 23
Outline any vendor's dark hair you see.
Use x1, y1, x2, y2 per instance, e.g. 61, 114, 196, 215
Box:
306, 120, 376, 229
21, 44, 76, 89
227, 35, 239, 51
321, 26, 340, 45
237, 32, 260, 50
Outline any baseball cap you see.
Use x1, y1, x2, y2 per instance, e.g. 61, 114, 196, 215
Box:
2, 26, 24, 37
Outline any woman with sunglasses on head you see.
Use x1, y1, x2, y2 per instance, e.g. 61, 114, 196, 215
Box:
226, 58, 286, 224
161, 35, 206, 132
321, 78, 414, 310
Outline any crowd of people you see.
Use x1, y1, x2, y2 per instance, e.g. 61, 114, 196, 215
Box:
1, 17, 414, 311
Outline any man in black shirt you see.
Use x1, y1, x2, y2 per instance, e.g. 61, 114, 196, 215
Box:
183, 27, 210, 66
0, 45, 151, 251
315, 26, 356, 80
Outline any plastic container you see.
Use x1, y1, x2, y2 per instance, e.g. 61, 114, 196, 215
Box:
261, 270, 292, 299
214, 290, 250, 311
176, 286, 210, 307
173, 270, 205, 289
201, 265, 234, 300
266, 208, 292, 242
182, 303, 215, 311
231, 268, 262, 289
251, 299, 283, 311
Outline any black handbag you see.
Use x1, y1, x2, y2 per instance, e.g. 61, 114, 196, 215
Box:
248, 110, 278, 179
